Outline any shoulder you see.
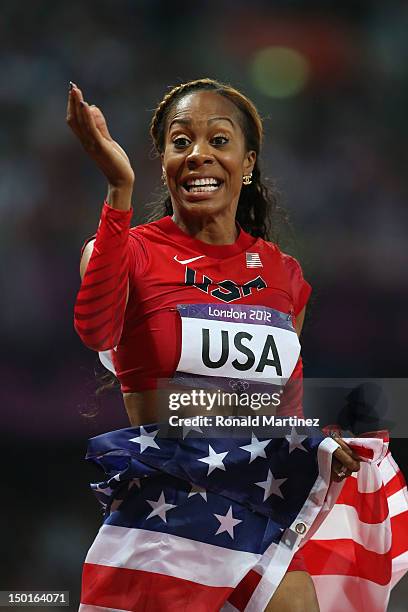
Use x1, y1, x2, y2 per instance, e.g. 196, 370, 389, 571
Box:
266, 242, 312, 316
264, 241, 305, 276
129, 216, 169, 239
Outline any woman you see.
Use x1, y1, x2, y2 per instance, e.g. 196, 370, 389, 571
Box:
68, 78, 361, 611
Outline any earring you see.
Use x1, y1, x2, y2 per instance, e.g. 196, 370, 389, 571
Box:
161, 171, 167, 185
242, 173, 252, 186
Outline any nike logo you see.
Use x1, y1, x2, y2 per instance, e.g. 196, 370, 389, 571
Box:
174, 255, 205, 265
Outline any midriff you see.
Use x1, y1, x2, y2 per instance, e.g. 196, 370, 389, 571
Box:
123, 391, 159, 426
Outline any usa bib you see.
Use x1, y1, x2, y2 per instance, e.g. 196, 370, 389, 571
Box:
175, 303, 300, 386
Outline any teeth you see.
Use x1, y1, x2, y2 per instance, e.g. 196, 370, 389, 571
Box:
186, 177, 219, 186
189, 185, 219, 192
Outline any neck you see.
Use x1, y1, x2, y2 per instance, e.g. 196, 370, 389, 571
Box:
172, 209, 239, 245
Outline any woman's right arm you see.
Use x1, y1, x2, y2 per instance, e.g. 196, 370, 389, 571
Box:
67, 83, 135, 351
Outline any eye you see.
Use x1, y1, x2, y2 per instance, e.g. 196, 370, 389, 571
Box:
173, 136, 191, 149
211, 134, 229, 146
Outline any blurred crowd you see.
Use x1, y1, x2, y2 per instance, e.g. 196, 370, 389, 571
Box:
1, 1, 408, 608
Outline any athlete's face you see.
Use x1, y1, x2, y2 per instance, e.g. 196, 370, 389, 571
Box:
162, 91, 256, 220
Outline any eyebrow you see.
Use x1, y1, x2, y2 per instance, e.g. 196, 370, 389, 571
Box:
168, 116, 235, 130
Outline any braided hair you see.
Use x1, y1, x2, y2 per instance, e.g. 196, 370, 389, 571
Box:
148, 78, 286, 242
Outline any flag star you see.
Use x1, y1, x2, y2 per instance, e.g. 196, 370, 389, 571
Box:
240, 433, 271, 463
255, 470, 287, 501
285, 427, 308, 454
182, 423, 203, 439
198, 444, 228, 475
188, 483, 207, 501
214, 506, 242, 539
146, 491, 177, 523
129, 426, 160, 453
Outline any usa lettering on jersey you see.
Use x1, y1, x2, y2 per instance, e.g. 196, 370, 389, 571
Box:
185, 267, 267, 304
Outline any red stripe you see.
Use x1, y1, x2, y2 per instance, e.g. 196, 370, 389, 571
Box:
348, 444, 374, 460
384, 470, 406, 497
391, 511, 408, 559
336, 477, 389, 524
75, 286, 117, 306
81, 563, 233, 612
301, 539, 392, 585
83, 263, 111, 276
227, 569, 261, 611
226, 550, 306, 611
75, 317, 116, 336
82, 274, 117, 290
74, 303, 114, 320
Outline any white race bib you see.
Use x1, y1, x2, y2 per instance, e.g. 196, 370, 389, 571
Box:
176, 303, 300, 386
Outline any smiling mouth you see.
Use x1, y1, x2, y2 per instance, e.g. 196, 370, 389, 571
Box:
182, 177, 223, 193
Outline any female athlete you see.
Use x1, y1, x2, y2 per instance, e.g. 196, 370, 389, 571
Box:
68, 78, 361, 611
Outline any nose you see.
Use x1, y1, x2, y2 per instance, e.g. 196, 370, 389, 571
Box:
186, 142, 214, 169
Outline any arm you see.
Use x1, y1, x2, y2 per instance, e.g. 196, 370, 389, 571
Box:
67, 83, 135, 350
294, 306, 306, 337
74, 202, 132, 351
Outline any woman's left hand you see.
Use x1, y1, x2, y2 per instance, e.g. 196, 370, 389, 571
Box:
330, 434, 361, 482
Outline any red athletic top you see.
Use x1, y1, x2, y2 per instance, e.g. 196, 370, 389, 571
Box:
98, 216, 311, 398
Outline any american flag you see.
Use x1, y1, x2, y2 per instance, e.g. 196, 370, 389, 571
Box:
245, 253, 263, 268
79, 427, 408, 612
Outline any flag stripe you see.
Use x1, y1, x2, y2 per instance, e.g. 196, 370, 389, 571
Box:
309, 504, 392, 554
226, 569, 261, 611
335, 479, 389, 524
82, 563, 233, 611
301, 539, 392, 585
85, 525, 260, 588
385, 470, 407, 497
311, 575, 388, 612
378, 453, 400, 485
392, 551, 408, 588
390, 511, 408, 558
388, 488, 408, 519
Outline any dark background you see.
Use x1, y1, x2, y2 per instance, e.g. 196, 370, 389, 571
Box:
1, 1, 407, 609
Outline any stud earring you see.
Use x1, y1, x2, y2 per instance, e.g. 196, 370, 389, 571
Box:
242, 173, 252, 186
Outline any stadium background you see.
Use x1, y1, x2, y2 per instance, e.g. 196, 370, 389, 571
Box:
1, 1, 407, 609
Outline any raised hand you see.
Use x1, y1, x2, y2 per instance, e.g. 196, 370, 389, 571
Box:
66, 82, 134, 209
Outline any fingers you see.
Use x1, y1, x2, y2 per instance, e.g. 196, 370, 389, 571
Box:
66, 81, 78, 132
90, 105, 112, 141
333, 446, 360, 472
331, 457, 353, 482
66, 83, 105, 153
331, 447, 360, 483
330, 432, 361, 462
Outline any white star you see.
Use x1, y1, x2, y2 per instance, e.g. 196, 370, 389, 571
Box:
240, 433, 271, 463
146, 491, 177, 523
129, 426, 160, 452
198, 444, 228, 475
182, 423, 203, 439
188, 483, 207, 501
214, 506, 242, 539
255, 470, 287, 501
285, 427, 308, 454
